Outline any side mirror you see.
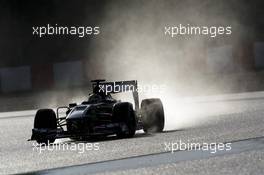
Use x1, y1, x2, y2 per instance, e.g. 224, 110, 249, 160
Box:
69, 103, 77, 108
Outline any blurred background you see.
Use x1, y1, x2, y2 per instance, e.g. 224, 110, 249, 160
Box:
0, 0, 264, 111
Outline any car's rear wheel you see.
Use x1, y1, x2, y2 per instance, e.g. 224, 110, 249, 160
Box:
141, 98, 165, 133
33, 109, 57, 144
113, 102, 136, 138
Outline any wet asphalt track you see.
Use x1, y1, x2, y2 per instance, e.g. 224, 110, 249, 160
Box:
1, 92, 264, 175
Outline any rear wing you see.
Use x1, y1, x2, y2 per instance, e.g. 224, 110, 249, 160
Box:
97, 80, 139, 112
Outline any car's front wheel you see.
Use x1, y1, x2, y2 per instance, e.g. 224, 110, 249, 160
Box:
33, 109, 57, 144
113, 102, 136, 138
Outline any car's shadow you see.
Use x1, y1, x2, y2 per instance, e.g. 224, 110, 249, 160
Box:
54, 129, 185, 144
162, 129, 185, 133
33, 129, 185, 147
59, 132, 151, 144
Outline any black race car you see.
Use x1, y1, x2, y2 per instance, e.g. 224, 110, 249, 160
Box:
29, 80, 165, 144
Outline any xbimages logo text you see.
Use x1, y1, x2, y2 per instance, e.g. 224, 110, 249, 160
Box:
32, 24, 100, 38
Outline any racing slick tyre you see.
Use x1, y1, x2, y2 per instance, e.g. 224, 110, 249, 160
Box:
33, 109, 57, 144
141, 98, 165, 133
113, 102, 136, 138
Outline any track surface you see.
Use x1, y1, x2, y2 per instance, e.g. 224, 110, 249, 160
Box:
1, 92, 264, 175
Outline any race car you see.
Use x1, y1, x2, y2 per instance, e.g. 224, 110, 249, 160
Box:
29, 80, 165, 144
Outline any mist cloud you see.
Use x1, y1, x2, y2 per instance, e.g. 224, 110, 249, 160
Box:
83, 0, 253, 130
